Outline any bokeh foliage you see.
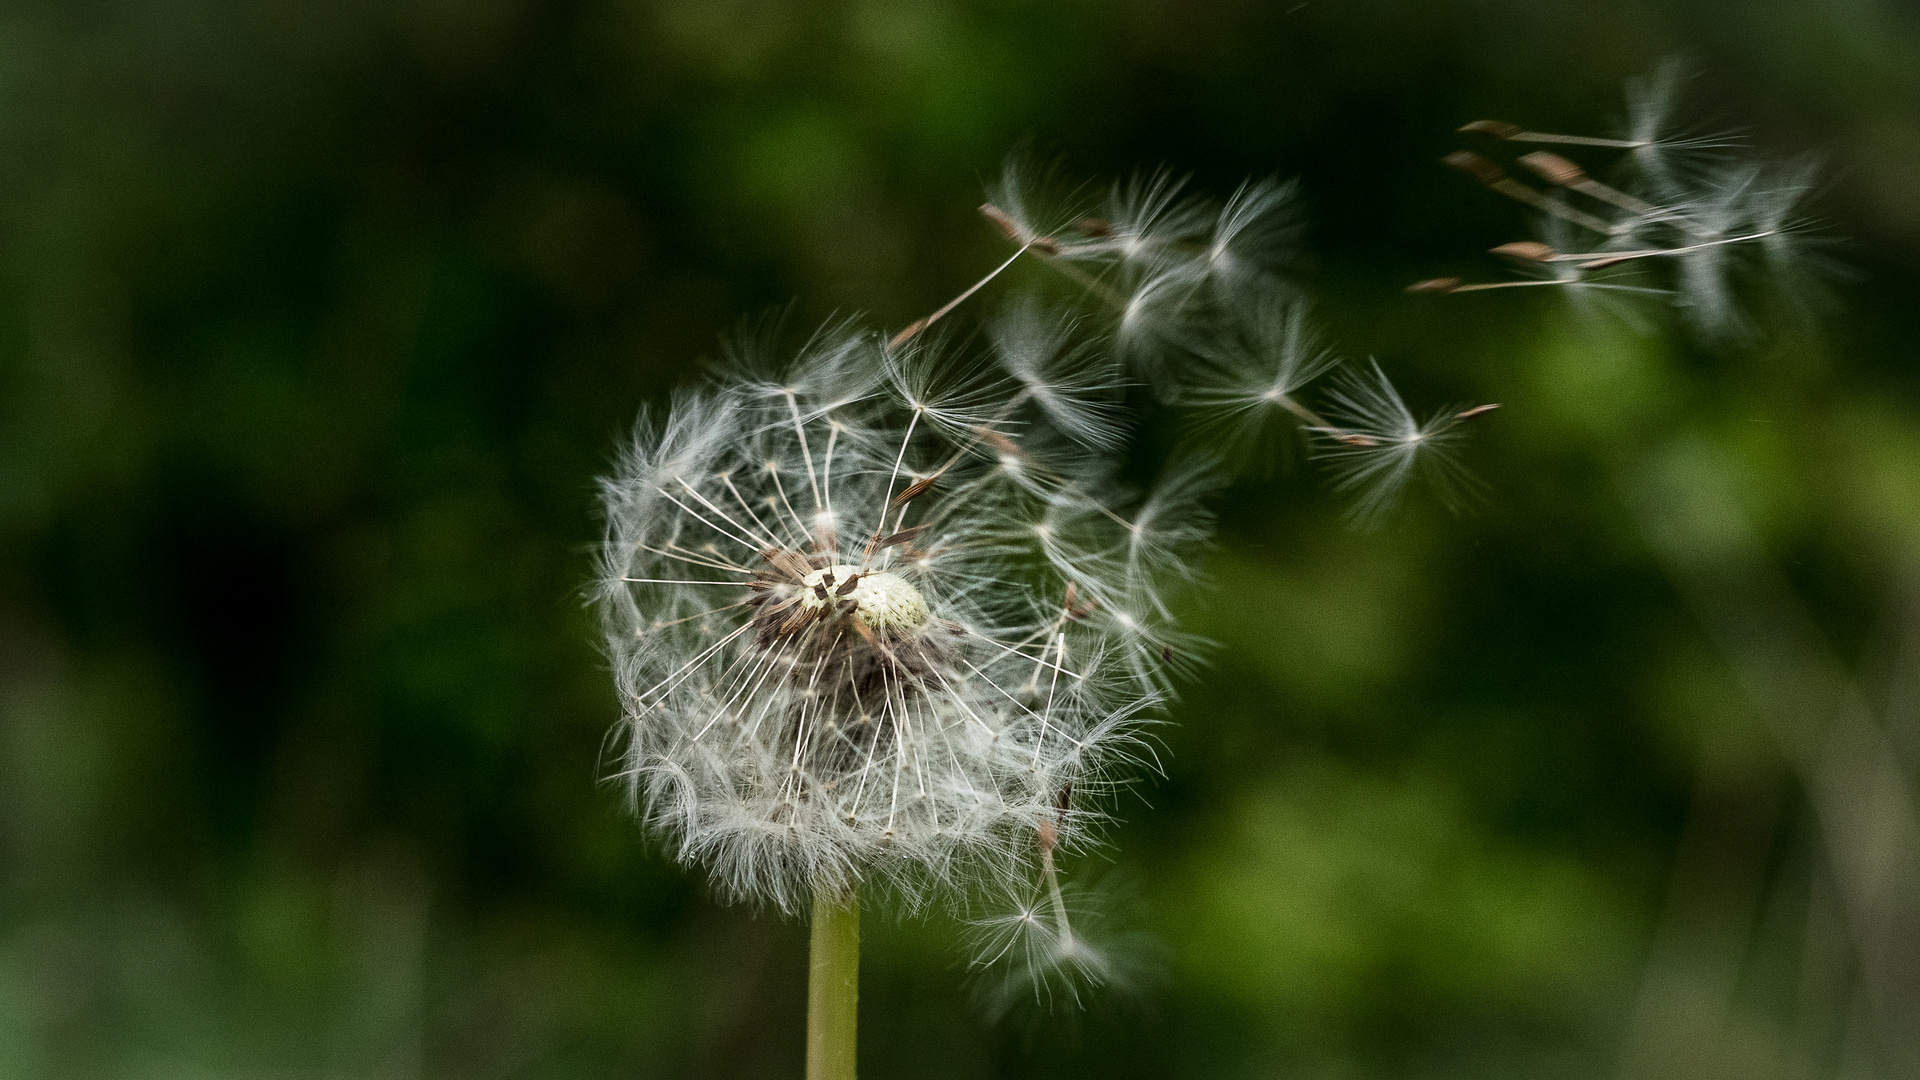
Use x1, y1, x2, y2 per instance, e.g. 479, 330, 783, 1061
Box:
4, 0, 1920, 1076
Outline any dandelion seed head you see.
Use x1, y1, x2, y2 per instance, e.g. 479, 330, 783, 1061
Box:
597, 321, 1207, 915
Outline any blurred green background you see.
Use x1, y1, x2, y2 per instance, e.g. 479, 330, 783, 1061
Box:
6, 0, 1920, 1076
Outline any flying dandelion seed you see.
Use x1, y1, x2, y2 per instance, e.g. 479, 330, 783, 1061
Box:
1315, 361, 1488, 527
1428, 58, 1825, 341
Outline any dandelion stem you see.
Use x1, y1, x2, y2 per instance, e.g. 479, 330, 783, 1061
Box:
1505, 131, 1649, 149
1270, 392, 1336, 433
1494, 183, 1620, 236
1445, 279, 1572, 292
1041, 846, 1075, 955
1446, 153, 1620, 236
807, 888, 860, 1080
889, 243, 1032, 350
1549, 229, 1780, 267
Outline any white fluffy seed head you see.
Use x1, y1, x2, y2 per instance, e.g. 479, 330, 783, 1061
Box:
596, 323, 1208, 914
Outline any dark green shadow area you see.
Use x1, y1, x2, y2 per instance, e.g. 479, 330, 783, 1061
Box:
4, 1, 1920, 1076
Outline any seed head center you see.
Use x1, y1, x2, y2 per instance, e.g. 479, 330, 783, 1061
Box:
798, 565, 929, 632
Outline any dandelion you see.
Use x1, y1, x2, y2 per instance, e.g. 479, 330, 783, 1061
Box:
598, 327, 1178, 911
596, 311, 1212, 1071
594, 153, 1495, 1075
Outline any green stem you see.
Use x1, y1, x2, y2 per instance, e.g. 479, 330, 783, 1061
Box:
807, 888, 860, 1080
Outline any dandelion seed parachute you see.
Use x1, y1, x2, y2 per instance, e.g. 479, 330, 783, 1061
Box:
1620, 56, 1743, 198
595, 322, 1202, 915
1204, 177, 1305, 286
964, 867, 1157, 1016
981, 154, 1488, 526
1431, 59, 1822, 343
1315, 360, 1485, 528
986, 156, 1312, 402
988, 298, 1126, 451
1183, 293, 1341, 458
